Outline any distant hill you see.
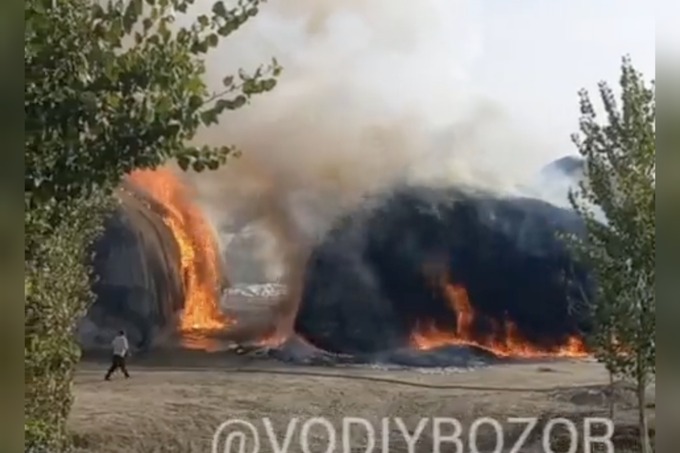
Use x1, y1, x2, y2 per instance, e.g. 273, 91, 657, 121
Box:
540, 156, 585, 180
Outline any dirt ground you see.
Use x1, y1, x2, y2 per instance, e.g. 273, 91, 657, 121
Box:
69, 353, 655, 453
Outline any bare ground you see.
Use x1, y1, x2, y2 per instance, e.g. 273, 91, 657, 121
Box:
69, 354, 655, 453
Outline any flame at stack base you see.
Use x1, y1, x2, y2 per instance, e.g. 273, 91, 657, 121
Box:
256, 331, 290, 348
410, 278, 588, 358
294, 185, 594, 364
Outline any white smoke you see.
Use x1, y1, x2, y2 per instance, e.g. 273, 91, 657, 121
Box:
171, 0, 569, 331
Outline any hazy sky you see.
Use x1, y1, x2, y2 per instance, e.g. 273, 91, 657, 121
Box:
196, 0, 655, 181
188, 0, 656, 280
472, 0, 655, 156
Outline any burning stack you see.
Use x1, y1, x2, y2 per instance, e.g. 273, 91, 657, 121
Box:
82, 163, 593, 367
79, 169, 231, 350
79, 182, 185, 349
294, 186, 592, 362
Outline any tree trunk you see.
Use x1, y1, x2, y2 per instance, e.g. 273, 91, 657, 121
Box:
637, 370, 652, 453
608, 368, 615, 420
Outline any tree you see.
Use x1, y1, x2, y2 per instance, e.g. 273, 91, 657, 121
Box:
566, 57, 655, 453
24, 0, 279, 450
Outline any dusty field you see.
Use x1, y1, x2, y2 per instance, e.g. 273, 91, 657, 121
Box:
69, 353, 655, 453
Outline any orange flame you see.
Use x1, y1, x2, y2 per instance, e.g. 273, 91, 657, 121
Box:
256, 331, 288, 348
411, 278, 588, 358
127, 168, 232, 333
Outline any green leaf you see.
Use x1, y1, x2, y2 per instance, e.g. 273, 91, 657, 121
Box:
167, 123, 181, 137
206, 33, 219, 48
217, 145, 231, 156
262, 79, 277, 91
217, 23, 235, 36
191, 40, 209, 54
123, 4, 138, 33
132, 0, 144, 15
198, 15, 209, 27
233, 95, 247, 109
192, 160, 205, 172
186, 76, 205, 94
200, 109, 219, 125
177, 155, 191, 170
212, 1, 227, 17
159, 23, 171, 42
214, 95, 246, 111
214, 99, 229, 112
92, 4, 106, 19
110, 18, 123, 39
188, 95, 203, 110
80, 92, 98, 114
242, 79, 257, 95
207, 159, 220, 170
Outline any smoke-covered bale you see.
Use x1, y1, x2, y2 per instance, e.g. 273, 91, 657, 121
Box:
79, 183, 185, 350
294, 186, 592, 355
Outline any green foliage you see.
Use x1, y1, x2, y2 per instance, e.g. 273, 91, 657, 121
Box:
25, 0, 280, 207
565, 56, 655, 452
25, 0, 279, 449
25, 193, 114, 453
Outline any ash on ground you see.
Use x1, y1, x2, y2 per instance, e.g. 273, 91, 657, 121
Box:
222, 283, 288, 300
229, 334, 499, 370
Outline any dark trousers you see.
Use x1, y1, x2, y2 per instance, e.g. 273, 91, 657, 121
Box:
105, 354, 129, 379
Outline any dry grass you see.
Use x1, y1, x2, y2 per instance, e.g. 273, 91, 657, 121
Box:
70, 357, 655, 452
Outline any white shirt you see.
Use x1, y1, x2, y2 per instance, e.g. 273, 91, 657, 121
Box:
112, 335, 129, 357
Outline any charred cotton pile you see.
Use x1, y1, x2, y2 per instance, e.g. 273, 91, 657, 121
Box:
81, 166, 595, 369
294, 186, 593, 365
78, 182, 185, 350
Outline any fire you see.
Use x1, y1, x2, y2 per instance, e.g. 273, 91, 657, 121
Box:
411, 278, 588, 358
256, 331, 288, 348
127, 168, 231, 333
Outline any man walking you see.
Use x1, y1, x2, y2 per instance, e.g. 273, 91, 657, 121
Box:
105, 330, 130, 380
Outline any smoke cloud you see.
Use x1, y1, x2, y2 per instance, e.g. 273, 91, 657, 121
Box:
172, 0, 568, 335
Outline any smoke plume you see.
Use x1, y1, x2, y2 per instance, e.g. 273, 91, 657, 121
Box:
172, 0, 568, 336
